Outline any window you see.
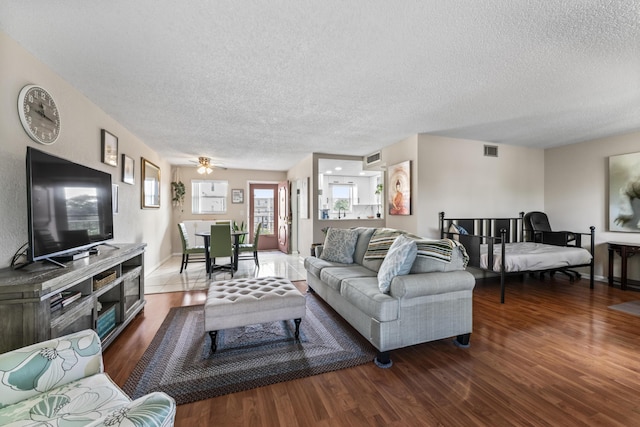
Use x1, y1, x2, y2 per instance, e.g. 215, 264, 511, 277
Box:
191, 180, 228, 214
330, 184, 353, 212
253, 188, 274, 235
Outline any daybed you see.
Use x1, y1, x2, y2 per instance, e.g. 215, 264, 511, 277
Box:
0, 329, 176, 426
304, 227, 475, 367
439, 212, 595, 303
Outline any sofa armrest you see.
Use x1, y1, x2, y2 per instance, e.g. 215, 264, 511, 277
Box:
0, 329, 103, 408
85, 392, 176, 427
389, 271, 475, 299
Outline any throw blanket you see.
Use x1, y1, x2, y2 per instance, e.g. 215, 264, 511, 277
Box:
363, 228, 469, 267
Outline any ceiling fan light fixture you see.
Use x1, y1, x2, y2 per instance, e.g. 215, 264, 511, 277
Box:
197, 157, 213, 174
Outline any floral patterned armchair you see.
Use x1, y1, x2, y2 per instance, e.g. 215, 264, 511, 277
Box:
0, 329, 176, 426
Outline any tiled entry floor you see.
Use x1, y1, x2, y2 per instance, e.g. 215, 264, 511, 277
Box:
145, 251, 307, 294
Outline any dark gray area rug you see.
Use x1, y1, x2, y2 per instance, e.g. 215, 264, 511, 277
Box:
609, 300, 640, 316
122, 293, 376, 404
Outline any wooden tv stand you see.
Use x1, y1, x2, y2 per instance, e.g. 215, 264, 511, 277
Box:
0, 243, 146, 353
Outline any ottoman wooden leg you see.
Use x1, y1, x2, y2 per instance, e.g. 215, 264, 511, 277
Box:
208, 331, 218, 353
294, 318, 301, 340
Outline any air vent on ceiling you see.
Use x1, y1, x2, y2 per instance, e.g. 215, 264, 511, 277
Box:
364, 151, 382, 166
484, 145, 498, 157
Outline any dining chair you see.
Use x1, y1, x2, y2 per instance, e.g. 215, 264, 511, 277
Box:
208, 224, 234, 279
237, 223, 262, 267
178, 223, 206, 273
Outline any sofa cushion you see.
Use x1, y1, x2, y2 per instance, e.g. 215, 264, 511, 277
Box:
377, 234, 418, 293
304, 256, 346, 278
0, 373, 130, 426
319, 228, 359, 263
320, 265, 377, 292
85, 392, 176, 427
340, 277, 399, 322
352, 227, 376, 265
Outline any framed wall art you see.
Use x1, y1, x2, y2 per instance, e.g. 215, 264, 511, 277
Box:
122, 154, 134, 185
388, 160, 411, 216
609, 151, 640, 232
141, 158, 160, 208
232, 188, 244, 204
101, 129, 118, 167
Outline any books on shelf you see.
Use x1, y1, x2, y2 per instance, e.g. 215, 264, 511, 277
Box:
62, 291, 82, 306
50, 290, 82, 311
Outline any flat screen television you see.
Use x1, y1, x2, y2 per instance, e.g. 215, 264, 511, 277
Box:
26, 147, 114, 263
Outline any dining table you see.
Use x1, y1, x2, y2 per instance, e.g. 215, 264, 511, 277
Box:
196, 230, 248, 273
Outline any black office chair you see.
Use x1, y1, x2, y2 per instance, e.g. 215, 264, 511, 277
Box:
524, 211, 581, 280
524, 211, 580, 246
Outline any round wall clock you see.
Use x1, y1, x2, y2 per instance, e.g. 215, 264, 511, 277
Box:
18, 84, 61, 145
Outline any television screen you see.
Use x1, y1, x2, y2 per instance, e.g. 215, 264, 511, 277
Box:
26, 147, 114, 262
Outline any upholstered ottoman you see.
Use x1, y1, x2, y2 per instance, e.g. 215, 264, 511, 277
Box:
204, 276, 306, 353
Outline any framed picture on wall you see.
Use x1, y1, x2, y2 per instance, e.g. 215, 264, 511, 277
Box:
101, 129, 118, 167
388, 160, 411, 215
122, 154, 134, 185
232, 189, 244, 204
141, 158, 160, 208
609, 151, 640, 232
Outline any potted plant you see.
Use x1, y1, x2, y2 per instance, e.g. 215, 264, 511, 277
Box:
233, 220, 246, 244
374, 183, 383, 217
171, 181, 186, 210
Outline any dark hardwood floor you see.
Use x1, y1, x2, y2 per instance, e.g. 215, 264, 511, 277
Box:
103, 276, 640, 426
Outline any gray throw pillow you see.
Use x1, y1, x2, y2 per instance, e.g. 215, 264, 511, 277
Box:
319, 228, 359, 264
377, 234, 418, 293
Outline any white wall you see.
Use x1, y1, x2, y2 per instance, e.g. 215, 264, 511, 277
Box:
377, 134, 545, 238
545, 131, 640, 279
0, 31, 172, 272
418, 134, 545, 237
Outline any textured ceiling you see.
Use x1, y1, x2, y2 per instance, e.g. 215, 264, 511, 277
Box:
2, 1, 640, 170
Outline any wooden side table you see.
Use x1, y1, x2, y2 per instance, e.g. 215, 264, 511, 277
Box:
608, 241, 640, 290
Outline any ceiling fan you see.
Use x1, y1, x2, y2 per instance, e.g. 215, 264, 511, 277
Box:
189, 157, 227, 174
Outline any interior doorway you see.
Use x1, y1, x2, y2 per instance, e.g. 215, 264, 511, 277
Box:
249, 183, 278, 250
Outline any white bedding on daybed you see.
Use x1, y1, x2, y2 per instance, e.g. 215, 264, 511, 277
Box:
480, 242, 592, 273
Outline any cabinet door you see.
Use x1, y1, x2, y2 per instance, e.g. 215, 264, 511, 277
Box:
123, 277, 142, 314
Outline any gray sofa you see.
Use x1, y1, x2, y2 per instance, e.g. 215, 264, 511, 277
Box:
304, 227, 475, 367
